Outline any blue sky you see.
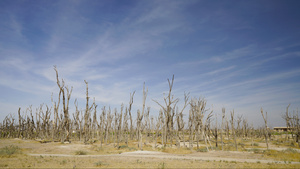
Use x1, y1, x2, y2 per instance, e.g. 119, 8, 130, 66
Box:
0, 0, 299, 127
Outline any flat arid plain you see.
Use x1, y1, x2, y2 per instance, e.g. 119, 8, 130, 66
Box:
1, 137, 300, 168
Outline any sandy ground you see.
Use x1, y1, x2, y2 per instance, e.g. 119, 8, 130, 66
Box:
1, 138, 300, 168
28, 150, 298, 164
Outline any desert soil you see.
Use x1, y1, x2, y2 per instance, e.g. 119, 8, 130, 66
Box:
0, 138, 299, 168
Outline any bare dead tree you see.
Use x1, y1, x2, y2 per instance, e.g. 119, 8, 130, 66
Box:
117, 104, 123, 148
54, 66, 72, 142
128, 91, 135, 140
105, 107, 112, 144
38, 104, 51, 139
221, 107, 225, 151
230, 110, 238, 151
260, 108, 269, 150
282, 104, 291, 141
211, 113, 218, 148
151, 115, 154, 143
242, 117, 249, 138
17, 108, 22, 138
92, 99, 98, 141
155, 112, 162, 148
190, 97, 213, 151
236, 115, 243, 138
144, 107, 150, 145
137, 83, 148, 150
123, 107, 129, 146
159, 109, 165, 146
51, 92, 61, 141
188, 109, 195, 150
83, 80, 93, 143
113, 108, 119, 147
291, 109, 300, 146
100, 106, 106, 146
153, 75, 180, 147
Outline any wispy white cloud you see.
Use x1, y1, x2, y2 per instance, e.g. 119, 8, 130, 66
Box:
0, 0, 299, 127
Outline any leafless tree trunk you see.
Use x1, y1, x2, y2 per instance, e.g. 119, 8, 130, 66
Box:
260, 108, 269, 150
123, 107, 129, 146
236, 115, 242, 138
242, 118, 248, 139
221, 107, 225, 151
17, 108, 22, 138
51, 92, 61, 141
188, 109, 194, 150
116, 104, 124, 148
283, 104, 291, 141
83, 80, 93, 143
54, 66, 72, 142
137, 83, 148, 150
230, 110, 238, 151
100, 106, 106, 147
105, 107, 112, 144
155, 114, 162, 148
153, 75, 187, 147
128, 91, 135, 140
92, 99, 98, 141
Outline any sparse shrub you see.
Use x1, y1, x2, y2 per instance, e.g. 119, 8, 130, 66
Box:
75, 150, 87, 155
0, 145, 21, 157
60, 160, 67, 165
94, 161, 103, 167
251, 143, 259, 146
196, 147, 208, 152
128, 147, 137, 151
238, 142, 245, 146
284, 148, 298, 153
159, 162, 165, 169
118, 145, 128, 149
248, 148, 261, 153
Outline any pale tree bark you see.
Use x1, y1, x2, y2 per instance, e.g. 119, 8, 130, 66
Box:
155, 114, 161, 148
100, 106, 107, 147
54, 66, 72, 142
83, 80, 93, 143
190, 97, 213, 151
105, 107, 112, 144
123, 107, 129, 146
137, 83, 148, 150
283, 104, 291, 141
92, 99, 98, 141
236, 115, 242, 138
230, 110, 238, 151
221, 107, 225, 151
17, 108, 22, 138
261, 108, 269, 150
153, 75, 182, 147
117, 104, 123, 148
113, 108, 118, 147
128, 91, 135, 140
51, 92, 61, 141
242, 118, 249, 139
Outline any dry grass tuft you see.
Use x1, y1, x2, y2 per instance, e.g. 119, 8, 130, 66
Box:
161, 147, 192, 154
262, 148, 300, 162
0, 145, 22, 157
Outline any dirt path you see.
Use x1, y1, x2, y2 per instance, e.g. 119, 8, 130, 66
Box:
3, 138, 300, 165
28, 150, 299, 164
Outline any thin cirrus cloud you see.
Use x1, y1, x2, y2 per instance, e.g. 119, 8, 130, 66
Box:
0, 0, 299, 127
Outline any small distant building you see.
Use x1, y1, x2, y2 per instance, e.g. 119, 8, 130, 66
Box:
273, 127, 293, 132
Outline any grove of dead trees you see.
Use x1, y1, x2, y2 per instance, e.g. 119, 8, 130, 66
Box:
1, 67, 299, 151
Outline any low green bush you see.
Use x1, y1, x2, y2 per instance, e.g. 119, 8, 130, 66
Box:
75, 150, 87, 155
0, 145, 21, 157
196, 147, 208, 152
